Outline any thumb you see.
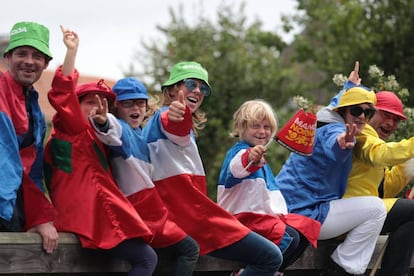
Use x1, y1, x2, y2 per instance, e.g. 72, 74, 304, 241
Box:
178, 90, 186, 105
90, 108, 96, 118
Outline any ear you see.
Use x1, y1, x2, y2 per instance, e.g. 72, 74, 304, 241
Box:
168, 88, 177, 99
4, 52, 11, 64
43, 58, 50, 69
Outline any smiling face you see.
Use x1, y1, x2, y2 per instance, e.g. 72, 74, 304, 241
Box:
115, 99, 147, 129
79, 93, 110, 119
368, 110, 401, 140
174, 79, 207, 113
242, 120, 273, 146
231, 100, 277, 146
343, 103, 375, 134
5, 46, 49, 87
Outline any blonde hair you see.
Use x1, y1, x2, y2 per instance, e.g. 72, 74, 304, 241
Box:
161, 85, 207, 138
231, 99, 278, 140
144, 94, 161, 126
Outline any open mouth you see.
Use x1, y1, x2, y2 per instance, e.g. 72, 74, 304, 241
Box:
187, 96, 198, 104
130, 114, 140, 119
255, 137, 268, 144
379, 126, 391, 136
21, 68, 35, 75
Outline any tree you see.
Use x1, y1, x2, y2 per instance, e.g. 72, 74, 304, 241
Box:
129, 2, 300, 198
287, 0, 414, 105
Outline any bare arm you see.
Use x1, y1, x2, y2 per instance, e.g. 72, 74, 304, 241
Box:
60, 25, 79, 76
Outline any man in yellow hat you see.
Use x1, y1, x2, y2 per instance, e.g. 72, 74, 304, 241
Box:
344, 91, 414, 276
0, 21, 57, 253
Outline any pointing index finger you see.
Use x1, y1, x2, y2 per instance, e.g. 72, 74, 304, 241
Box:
353, 61, 359, 75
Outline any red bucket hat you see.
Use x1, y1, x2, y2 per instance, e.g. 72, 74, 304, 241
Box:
76, 79, 115, 102
375, 91, 407, 120
275, 109, 317, 156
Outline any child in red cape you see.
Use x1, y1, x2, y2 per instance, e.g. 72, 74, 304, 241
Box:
44, 26, 157, 276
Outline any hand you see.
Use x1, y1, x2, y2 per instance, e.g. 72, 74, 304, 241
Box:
27, 222, 58, 254
60, 25, 79, 51
90, 95, 108, 125
337, 123, 356, 149
348, 61, 361, 85
168, 90, 186, 122
248, 145, 266, 165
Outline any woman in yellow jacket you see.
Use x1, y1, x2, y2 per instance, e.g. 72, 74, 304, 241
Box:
344, 91, 414, 276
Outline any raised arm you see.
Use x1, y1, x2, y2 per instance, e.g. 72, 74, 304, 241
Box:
60, 25, 79, 76
348, 61, 361, 85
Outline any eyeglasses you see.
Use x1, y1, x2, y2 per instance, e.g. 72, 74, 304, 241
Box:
182, 79, 211, 97
349, 106, 376, 119
119, 99, 147, 108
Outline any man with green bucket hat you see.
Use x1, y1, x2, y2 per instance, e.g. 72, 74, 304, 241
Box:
0, 21, 57, 254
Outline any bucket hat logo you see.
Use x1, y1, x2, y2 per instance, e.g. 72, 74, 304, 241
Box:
4, 21, 52, 59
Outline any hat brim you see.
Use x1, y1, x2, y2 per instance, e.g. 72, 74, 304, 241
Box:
116, 94, 149, 101
77, 91, 115, 102
4, 38, 52, 59
377, 107, 407, 120
161, 72, 211, 91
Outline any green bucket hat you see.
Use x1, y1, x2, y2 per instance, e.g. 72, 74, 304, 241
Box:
4, 21, 53, 59
161, 61, 211, 92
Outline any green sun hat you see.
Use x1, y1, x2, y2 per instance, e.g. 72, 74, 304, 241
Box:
4, 21, 53, 59
161, 61, 211, 92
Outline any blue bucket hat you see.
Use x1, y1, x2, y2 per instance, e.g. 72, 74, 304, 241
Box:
112, 77, 149, 101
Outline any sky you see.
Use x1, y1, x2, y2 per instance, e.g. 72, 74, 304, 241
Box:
2, 0, 298, 80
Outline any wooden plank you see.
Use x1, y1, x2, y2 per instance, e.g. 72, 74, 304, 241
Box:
0, 232, 78, 244
0, 232, 242, 273
0, 232, 130, 273
0, 233, 407, 273
0, 240, 130, 273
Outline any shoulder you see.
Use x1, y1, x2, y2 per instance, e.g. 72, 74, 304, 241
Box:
361, 124, 378, 137
317, 122, 345, 137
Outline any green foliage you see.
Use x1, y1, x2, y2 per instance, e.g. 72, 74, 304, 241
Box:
129, 2, 299, 197
333, 64, 414, 142
287, 0, 414, 105
366, 65, 413, 141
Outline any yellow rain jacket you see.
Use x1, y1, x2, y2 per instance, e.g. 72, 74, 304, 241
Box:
344, 124, 414, 212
